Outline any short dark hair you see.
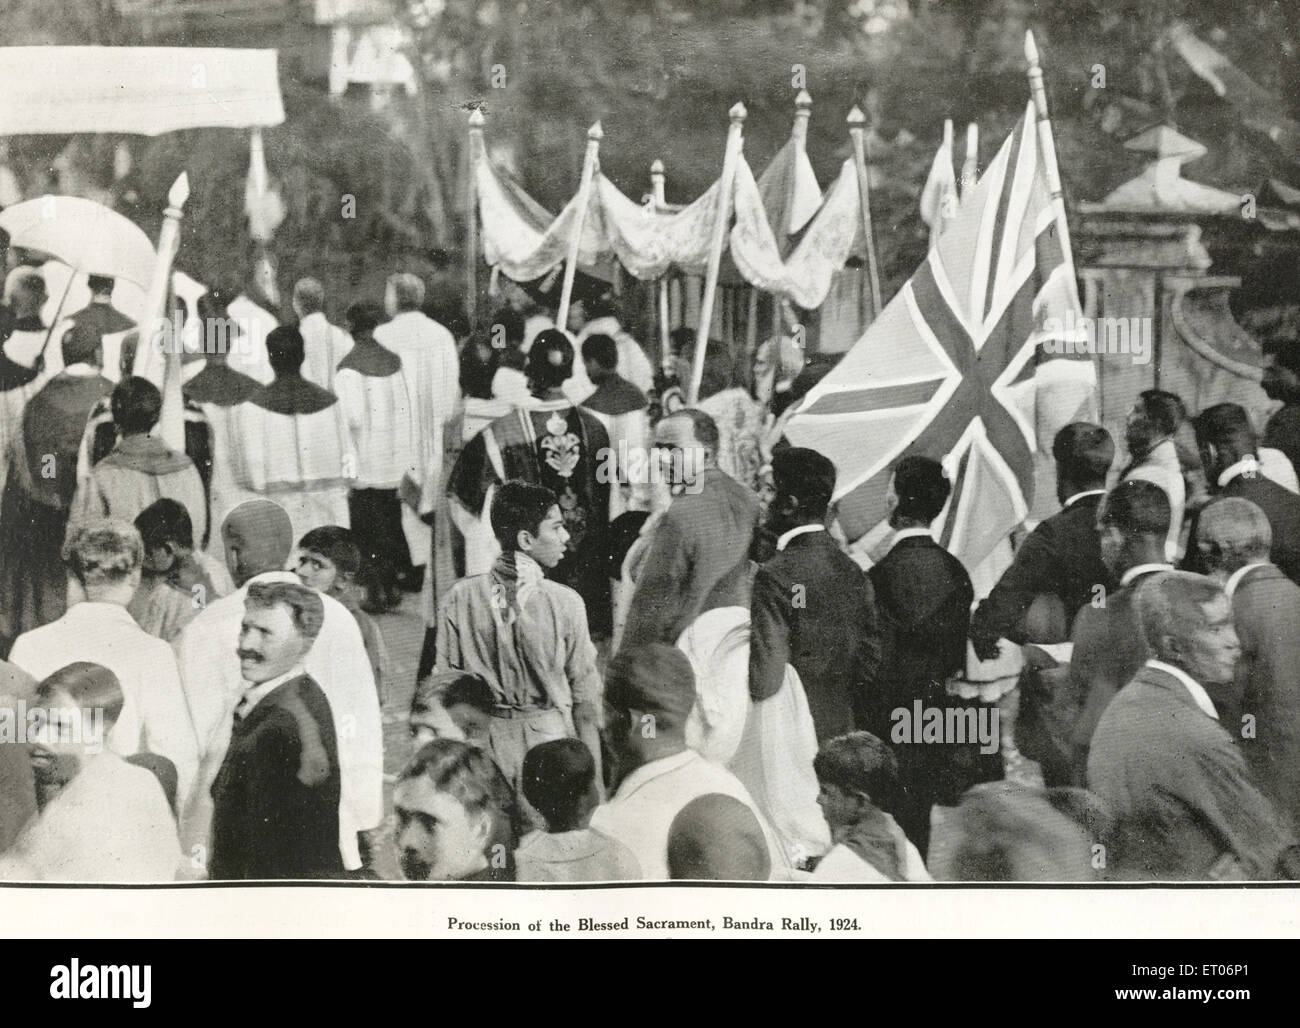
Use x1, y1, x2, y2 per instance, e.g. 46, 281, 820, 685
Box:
399, 738, 513, 822
771, 446, 837, 518
298, 525, 361, 579
110, 376, 162, 435
1193, 402, 1257, 455
605, 642, 697, 730
266, 325, 305, 376
665, 408, 720, 454
1099, 479, 1171, 537
1052, 423, 1114, 485
61, 322, 102, 367
1133, 390, 1185, 437
344, 301, 384, 337
488, 307, 524, 348
585, 293, 621, 322
1270, 342, 1300, 379
527, 329, 574, 389
521, 738, 595, 829
892, 455, 950, 524
490, 480, 558, 550
813, 731, 900, 811
410, 671, 494, 731
87, 274, 115, 295
581, 333, 619, 371
37, 662, 124, 725
244, 580, 325, 642
135, 497, 194, 551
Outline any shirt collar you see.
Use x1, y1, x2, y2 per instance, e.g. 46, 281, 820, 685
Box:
1145, 659, 1218, 720
1218, 456, 1260, 488
1063, 489, 1106, 508
236, 665, 305, 719
889, 526, 934, 552
62, 363, 102, 377
1224, 561, 1272, 599
612, 749, 698, 799
776, 524, 826, 551
1119, 562, 1173, 587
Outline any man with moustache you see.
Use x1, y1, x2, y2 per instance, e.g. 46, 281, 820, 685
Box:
1088, 572, 1294, 880
209, 581, 342, 880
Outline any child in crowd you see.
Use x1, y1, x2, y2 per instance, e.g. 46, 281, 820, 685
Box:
295, 526, 386, 700
811, 731, 932, 883
129, 498, 231, 641
515, 738, 640, 882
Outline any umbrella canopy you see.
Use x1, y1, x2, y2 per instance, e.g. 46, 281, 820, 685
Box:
0, 196, 157, 288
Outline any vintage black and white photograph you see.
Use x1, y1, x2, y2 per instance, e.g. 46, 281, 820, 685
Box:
1, 0, 1299, 923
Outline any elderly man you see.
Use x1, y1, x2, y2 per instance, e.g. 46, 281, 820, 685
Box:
208, 582, 342, 880
1187, 402, 1300, 585
1067, 479, 1173, 784
175, 499, 381, 875
291, 277, 352, 392
8, 520, 199, 805
1195, 497, 1300, 837
375, 272, 460, 588
591, 643, 788, 880
749, 446, 880, 742
620, 408, 758, 651
1087, 572, 1293, 880
970, 423, 1116, 658
229, 324, 355, 542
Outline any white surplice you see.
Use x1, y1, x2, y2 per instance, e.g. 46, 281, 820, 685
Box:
298, 311, 353, 393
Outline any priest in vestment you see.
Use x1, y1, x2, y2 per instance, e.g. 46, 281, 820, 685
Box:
334, 302, 418, 612
67, 376, 208, 552
374, 273, 460, 587
228, 325, 356, 544
581, 332, 651, 521
0, 269, 56, 509
53, 274, 135, 384
447, 330, 613, 638
0, 323, 114, 650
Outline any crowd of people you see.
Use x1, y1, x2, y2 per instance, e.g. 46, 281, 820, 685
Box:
1, 256, 1300, 885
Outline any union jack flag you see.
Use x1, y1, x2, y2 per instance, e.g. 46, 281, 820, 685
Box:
785, 102, 1096, 571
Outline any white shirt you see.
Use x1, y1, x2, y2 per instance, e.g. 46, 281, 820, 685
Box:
1224, 562, 1271, 599
1119, 562, 1173, 587
888, 526, 934, 552
174, 571, 381, 871
1145, 658, 1218, 720
776, 524, 826, 551
590, 748, 789, 880
9, 601, 199, 806
298, 311, 353, 393
234, 664, 306, 721
1063, 489, 1106, 508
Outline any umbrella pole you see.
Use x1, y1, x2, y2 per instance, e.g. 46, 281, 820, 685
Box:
38, 268, 78, 366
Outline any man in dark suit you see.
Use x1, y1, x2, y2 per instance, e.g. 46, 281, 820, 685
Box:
209, 581, 343, 881
620, 409, 758, 651
749, 447, 880, 741
1186, 402, 1300, 585
970, 423, 1116, 659
1196, 497, 1300, 838
1262, 342, 1300, 479
1088, 572, 1293, 880
866, 456, 981, 856
1066, 480, 1172, 785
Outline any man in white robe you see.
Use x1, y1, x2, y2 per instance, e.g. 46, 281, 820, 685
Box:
174, 499, 382, 874
292, 277, 352, 392
374, 273, 460, 579
228, 325, 356, 543
571, 294, 655, 396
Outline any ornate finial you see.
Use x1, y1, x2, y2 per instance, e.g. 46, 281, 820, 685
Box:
847, 106, 866, 128
1024, 30, 1040, 67
588, 121, 604, 142
650, 158, 664, 176
166, 172, 190, 211
468, 108, 485, 128
795, 89, 812, 111
729, 102, 747, 122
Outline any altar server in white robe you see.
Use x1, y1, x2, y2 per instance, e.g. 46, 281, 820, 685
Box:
292, 277, 352, 392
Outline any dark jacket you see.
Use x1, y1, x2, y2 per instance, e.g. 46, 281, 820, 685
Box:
749, 528, 881, 741
209, 674, 343, 881
969, 491, 1112, 652
1264, 404, 1300, 482
621, 467, 759, 650
1185, 470, 1300, 586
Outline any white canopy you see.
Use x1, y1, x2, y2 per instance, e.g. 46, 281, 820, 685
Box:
0, 47, 284, 136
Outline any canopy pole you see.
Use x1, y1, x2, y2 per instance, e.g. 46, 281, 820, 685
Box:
848, 106, 882, 320
134, 172, 189, 451
1025, 31, 1078, 292
689, 102, 746, 405
466, 108, 484, 330
961, 122, 979, 199
650, 158, 673, 375
556, 122, 603, 333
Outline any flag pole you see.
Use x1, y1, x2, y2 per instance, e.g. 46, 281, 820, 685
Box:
1025, 31, 1079, 292
651, 158, 673, 375
961, 122, 979, 199
848, 106, 883, 320
133, 172, 189, 452
689, 102, 746, 405
466, 107, 484, 331
556, 121, 603, 333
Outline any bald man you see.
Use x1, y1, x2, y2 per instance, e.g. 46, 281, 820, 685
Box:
1196, 497, 1300, 837
174, 499, 381, 874
668, 794, 771, 881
